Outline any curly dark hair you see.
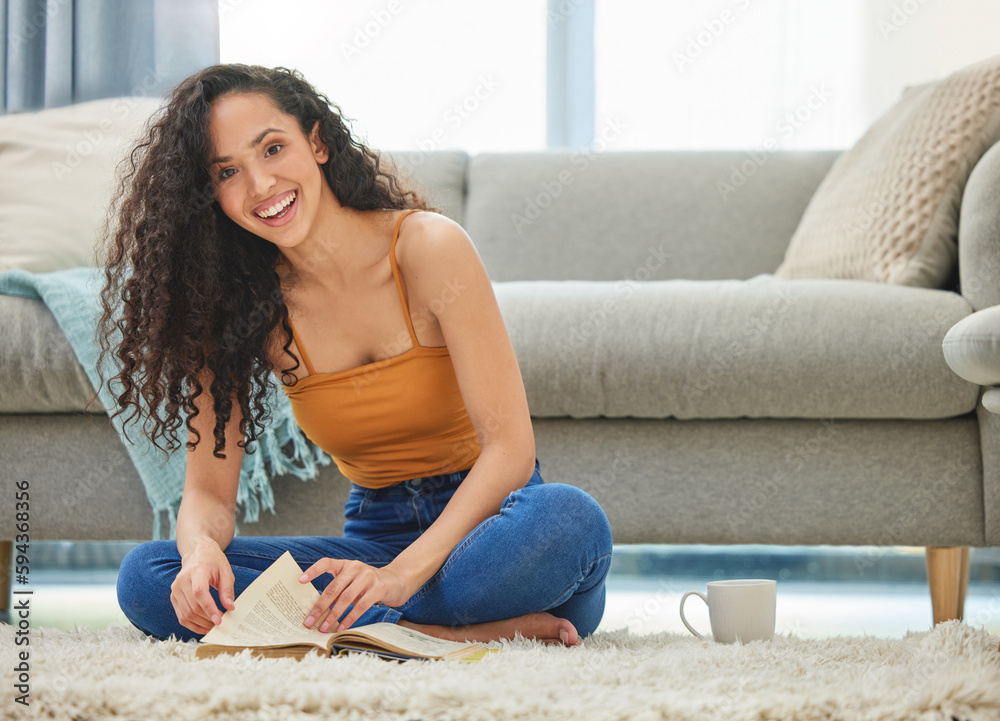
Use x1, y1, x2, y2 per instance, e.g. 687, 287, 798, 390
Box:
91, 63, 438, 460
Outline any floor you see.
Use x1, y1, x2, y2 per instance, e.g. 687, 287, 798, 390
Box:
18, 573, 1000, 641
8, 543, 1000, 640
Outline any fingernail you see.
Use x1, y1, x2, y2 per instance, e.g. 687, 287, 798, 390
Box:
559, 630, 569, 645
320, 622, 329, 632
299, 573, 308, 582
304, 615, 314, 627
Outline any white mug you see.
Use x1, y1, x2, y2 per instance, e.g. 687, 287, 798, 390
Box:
679, 579, 776, 644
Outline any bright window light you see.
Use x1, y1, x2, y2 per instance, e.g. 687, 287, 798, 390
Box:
219, 0, 547, 153
594, 0, 865, 151
219, 1, 1000, 152
594, 0, 1000, 151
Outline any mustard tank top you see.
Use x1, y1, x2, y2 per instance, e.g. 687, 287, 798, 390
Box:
280, 209, 482, 488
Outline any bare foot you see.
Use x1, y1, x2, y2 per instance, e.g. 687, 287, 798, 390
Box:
399, 612, 580, 647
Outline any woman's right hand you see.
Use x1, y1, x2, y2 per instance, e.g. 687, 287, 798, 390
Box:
170, 540, 237, 634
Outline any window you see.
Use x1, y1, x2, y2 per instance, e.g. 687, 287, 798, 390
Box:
220, 0, 1000, 152
595, 0, 1000, 150
219, 0, 547, 153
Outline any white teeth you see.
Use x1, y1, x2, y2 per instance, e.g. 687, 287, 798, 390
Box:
256, 192, 295, 219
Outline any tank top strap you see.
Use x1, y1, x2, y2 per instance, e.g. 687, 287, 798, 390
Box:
389, 209, 423, 349
286, 316, 317, 376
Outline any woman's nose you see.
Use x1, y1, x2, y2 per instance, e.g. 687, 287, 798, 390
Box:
247, 164, 276, 197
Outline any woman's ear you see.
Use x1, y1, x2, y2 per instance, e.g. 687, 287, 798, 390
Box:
309, 121, 329, 163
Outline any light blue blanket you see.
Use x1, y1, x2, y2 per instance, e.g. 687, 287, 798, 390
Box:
0, 267, 331, 540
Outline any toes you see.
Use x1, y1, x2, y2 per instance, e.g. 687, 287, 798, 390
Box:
559, 619, 580, 645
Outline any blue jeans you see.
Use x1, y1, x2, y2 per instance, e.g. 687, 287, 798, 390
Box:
117, 458, 614, 642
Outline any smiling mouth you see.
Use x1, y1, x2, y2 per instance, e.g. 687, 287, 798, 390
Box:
255, 191, 297, 220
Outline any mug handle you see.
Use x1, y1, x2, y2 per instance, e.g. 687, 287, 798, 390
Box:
679, 591, 708, 638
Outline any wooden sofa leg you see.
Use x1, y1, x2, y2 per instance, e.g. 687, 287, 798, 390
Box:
0, 541, 11, 612
925, 546, 970, 625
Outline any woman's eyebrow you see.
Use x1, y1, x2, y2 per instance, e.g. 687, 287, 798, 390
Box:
209, 127, 284, 165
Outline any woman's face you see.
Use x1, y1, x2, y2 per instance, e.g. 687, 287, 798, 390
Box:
207, 92, 332, 248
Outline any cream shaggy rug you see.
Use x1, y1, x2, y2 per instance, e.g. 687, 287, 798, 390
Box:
2, 620, 999, 721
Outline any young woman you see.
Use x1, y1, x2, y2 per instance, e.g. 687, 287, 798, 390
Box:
101, 64, 613, 647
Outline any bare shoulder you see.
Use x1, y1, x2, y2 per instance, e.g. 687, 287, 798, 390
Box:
393, 209, 495, 333
394, 209, 478, 275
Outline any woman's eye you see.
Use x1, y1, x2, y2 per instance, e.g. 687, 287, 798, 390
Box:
218, 167, 235, 181
265, 143, 282, 157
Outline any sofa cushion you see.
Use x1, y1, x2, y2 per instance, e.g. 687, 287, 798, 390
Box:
5, 275, 978, 419
5, 275, 978, 420
0, 294, 104, 413
0, 97, 163, 272
493, 275, 978, 420
774, 53, 1000, 287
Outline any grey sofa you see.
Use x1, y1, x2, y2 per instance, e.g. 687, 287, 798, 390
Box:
3, 135, 999, 626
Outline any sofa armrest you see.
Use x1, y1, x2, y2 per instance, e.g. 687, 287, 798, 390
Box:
941, 305, 1000, 545
975, 404, 1000, 546
958, 140, 1000, 311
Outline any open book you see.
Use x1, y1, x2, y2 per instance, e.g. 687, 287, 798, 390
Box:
195, 551, 497, 662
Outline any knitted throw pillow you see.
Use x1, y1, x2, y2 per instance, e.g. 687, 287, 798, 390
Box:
774, 53, 1000, 287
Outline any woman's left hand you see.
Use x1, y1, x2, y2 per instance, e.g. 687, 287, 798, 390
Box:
299, 559, 412, 632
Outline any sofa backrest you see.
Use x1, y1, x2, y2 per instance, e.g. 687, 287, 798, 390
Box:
0, 95, 837, 282
458, 150, 841, 282
382, 150, 468, 228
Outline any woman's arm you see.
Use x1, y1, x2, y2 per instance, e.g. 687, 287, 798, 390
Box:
384, 216, 536, 591
175, 367, 244, 558
171, 366, 245, 632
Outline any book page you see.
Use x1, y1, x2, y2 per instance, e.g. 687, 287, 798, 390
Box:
201, 551, 333, 648
343, 622, 484, 656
